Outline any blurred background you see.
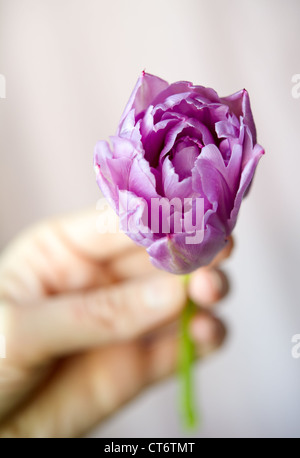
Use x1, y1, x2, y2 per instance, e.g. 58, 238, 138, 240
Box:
0, 0, 299, 438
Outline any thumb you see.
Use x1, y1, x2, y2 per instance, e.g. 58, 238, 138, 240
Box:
4, 273, 186, 366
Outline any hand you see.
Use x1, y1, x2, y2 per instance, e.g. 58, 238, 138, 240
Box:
0, 207, 232, 438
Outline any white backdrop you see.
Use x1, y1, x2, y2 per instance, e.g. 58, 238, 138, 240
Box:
0, 0, 299, 438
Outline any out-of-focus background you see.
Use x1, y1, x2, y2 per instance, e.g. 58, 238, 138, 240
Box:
0, 0, 299, 438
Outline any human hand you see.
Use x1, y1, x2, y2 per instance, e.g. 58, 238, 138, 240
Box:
0, 207, 232, 437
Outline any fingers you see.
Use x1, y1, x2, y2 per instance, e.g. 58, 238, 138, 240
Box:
1, 347, 146, 438
188, 268, 229, 307
0, 207, 138, 303
5, 273, 186, 366
3, 241, 231, 367
109, 236, 234, 281
0, 208, 234, 305
108, 247, 157, 280
189, 312, 226, 354
56, 209, 234, 267
186, 237, 233, 307
0, 312, 226, 438
144, 312, 226, 385
54, 207, 136, 262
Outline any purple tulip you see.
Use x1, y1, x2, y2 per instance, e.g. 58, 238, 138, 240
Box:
94, 72, 264, 274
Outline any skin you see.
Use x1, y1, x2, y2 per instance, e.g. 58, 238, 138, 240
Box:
0, 207, 233, 438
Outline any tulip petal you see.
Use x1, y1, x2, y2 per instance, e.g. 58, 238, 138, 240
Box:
228, 141, 264, 231
162, 156, 194, 200
152, 81, 220, 106
118, 190, 154, 247
147, 225, 227, 274
94, 73, 264, 275
94, 140, 119, 211
119, 72, 169, 129
221, 89, 257, 144
193, 144, 236, 230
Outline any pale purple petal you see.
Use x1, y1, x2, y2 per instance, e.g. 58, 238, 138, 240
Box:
119, 72, 169, 129
193, 144, 235, 230
172, 145, 199, 180
221, 89, 257, 144
128, 156, 159, 200
152, 81, 220, 106
162, 156, 194, 200
147, 225, 227, 274
228, 142, 264, 232
215, 119, 239, 139
94, 140, 119, 211
118, 190, 154, 247
94, 73, 264, 275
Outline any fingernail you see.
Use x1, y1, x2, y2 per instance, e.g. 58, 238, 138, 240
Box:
207, 269, 225, 295
189, 268, 226, 305
143, 275, 184, 310
190, 314, 223, 345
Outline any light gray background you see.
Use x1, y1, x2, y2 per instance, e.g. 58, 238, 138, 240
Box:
0, 0, 299, 438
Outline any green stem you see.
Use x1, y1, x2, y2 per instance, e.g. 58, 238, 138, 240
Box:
178, 276, 198, 429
